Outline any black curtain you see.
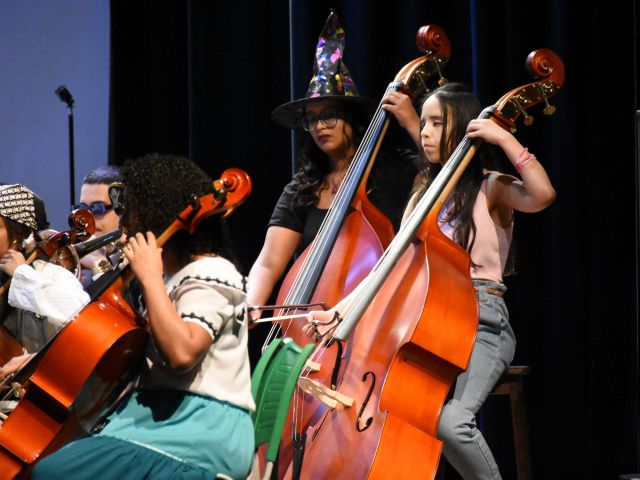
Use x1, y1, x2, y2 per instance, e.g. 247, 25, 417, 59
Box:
109, 1, 639, 478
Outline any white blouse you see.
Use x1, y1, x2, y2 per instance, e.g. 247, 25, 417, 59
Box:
8, 260, 90, 327
139, 256, 255, 412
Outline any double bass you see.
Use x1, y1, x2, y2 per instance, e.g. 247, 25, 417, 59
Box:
260, 25, 452, 476
287, 49, 565, 479
0, 168, 252, 479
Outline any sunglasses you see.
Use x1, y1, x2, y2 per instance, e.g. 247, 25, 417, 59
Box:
71, 202, 114, 216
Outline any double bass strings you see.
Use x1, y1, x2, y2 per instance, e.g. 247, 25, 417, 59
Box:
261, 84, 393, 348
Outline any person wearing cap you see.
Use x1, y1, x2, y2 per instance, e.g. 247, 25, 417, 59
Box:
0, 183, 89, 380
73, 165, 125, 286
247, 11, 420, 320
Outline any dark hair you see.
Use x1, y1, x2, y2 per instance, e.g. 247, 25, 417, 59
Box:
83, 165, 123, 185
292, 102, 369, 209
0, 216, 32, 251
33, 193, 49, 230
120, 153, 237, 270
414, 83, 511, 271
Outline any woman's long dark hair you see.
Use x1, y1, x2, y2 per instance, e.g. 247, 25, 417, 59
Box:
413, 83, 511, 272
120, 153, 238, 271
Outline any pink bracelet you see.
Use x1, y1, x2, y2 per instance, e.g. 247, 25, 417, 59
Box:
515, 148, 536, 173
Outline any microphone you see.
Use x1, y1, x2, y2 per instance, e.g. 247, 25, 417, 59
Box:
55, 85, 76, 204
55, 85, 74, 108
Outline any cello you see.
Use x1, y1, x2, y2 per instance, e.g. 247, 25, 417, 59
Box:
0, 208, 95, 367
0, 168, 252, 480
286, 49, 565, 479
259, 24, 451, 476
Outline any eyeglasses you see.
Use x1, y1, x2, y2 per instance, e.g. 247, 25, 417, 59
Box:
71, 202, 114, 216
302, 111, 345, 131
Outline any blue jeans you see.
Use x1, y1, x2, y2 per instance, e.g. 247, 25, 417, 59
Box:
437, 280, 516, 480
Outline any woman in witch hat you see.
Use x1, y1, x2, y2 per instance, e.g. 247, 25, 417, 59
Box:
247, 10, 420, 320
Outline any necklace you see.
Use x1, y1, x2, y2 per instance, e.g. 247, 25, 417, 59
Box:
330, 172, 346, 194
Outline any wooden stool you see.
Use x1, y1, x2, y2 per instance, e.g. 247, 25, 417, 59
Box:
490, 365, 532, 480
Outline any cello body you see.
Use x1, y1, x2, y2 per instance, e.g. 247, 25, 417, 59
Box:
0, 278, 147, 480
286, 218, 478, 479
0, 168, 252, 479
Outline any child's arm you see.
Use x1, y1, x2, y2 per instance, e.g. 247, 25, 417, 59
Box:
382, 91, 422, 149
123, 232, 211, 370
466, 119, 556, 213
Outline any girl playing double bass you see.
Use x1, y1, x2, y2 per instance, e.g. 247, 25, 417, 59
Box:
32, 154, 255, 480
305, 82, 556, 479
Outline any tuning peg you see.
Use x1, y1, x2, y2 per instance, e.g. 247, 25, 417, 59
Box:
513, 98, 534, 126
537, 84, 557, 115
434, 60, 447, 86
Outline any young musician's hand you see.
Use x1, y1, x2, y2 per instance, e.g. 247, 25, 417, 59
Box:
382, 91, 421, 147
0, 249, 26, 277
80, 247, 109, 273
0, 353, 32, 380
466, 118, 511, 146
123, 232, 164, 284
302, 308, 342, 342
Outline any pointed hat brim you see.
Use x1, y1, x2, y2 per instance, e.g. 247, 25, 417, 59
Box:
271, 95, 377, 130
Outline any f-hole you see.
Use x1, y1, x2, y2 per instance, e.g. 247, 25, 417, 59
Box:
356, 371, 376, 432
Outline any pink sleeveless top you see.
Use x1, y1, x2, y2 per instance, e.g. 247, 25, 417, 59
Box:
438, 172, 513, 284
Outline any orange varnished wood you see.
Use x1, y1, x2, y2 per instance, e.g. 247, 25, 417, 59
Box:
284, 48, 565, 480
0, 168, 252, 480
287, 227, 477, 479
268, 26, 453, 478
272, 210, 384, 476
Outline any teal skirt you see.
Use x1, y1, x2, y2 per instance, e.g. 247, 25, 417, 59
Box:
32, 389, 254, 480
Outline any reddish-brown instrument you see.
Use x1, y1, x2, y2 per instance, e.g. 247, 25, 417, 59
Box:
265, 25, 452, 476
0, 168, 252, 480
0, 329, 23, 370
286, 49, 565, 479
0, 209, 95, 366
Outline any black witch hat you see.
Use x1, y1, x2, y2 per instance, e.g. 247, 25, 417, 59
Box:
271, 10, 376, 129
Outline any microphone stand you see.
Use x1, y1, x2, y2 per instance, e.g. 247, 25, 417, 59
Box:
55, 86, 75, 206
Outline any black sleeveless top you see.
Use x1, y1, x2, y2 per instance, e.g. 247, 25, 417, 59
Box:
268, 148, 419, 252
